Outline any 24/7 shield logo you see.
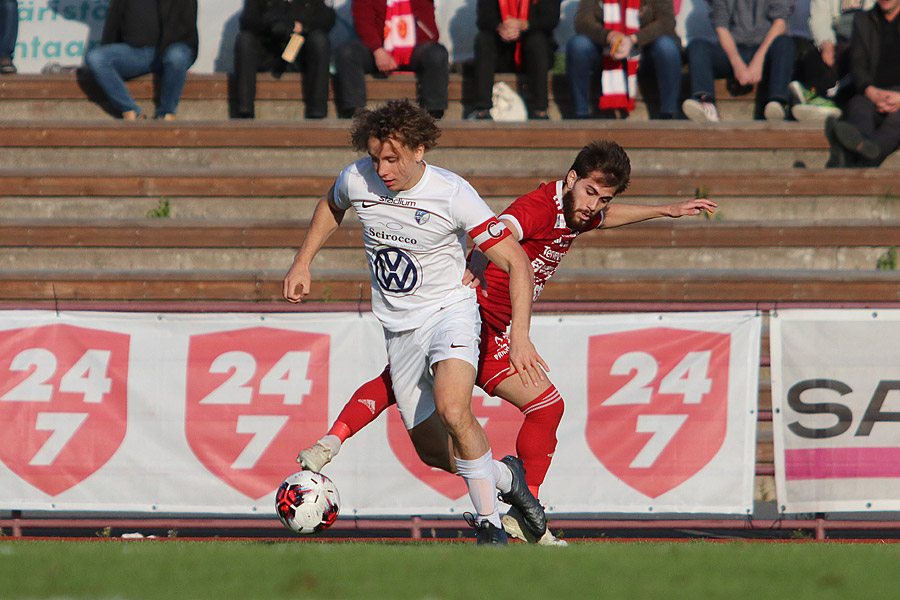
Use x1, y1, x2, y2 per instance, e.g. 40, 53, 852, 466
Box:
185, 327, 329, 500
0, 324, 129, 496
373, 246, 421, 295
586, 327, 730, 498
387, 393, 520, 499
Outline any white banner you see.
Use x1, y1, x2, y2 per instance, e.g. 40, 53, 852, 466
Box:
771, 309, 900, 513
0, 310, 759, 516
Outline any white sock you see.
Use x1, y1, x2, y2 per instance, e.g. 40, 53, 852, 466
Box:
454, 451, 501, 527
493, 460, 512, 494
318, 434, 342, 457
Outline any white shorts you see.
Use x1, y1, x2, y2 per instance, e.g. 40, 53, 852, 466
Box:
385, 298, 481, 429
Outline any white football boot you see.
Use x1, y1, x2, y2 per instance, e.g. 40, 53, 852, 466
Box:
296, 435, 341, 472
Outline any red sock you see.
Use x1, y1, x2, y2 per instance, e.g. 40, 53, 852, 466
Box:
515, 385, 564, 498
327, 367, 396, 442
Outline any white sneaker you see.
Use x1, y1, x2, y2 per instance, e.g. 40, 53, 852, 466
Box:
297, 441, 334, 472
682, 98, 720, 123
789, 81, 808, 106
764, 101, 786, 121
502, 507, 569, 547
791, 103, 841, 122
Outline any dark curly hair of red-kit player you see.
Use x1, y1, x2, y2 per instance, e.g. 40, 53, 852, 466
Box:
569, 139, 632, 195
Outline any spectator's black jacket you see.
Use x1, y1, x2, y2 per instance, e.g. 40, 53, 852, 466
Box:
240, 0, 336, 43
850, 4, 900, 92
476, 0, 561, 36
101, 0, 199, 59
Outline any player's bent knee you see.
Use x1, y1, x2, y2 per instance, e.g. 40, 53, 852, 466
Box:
434, 403, 476, 436
407, 414, 453, 472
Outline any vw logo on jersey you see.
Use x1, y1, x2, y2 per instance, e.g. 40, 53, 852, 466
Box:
414, 210, 430, 225
373, 246, 422, 294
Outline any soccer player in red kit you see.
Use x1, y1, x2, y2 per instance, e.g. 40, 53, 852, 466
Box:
297, 140, 718, 545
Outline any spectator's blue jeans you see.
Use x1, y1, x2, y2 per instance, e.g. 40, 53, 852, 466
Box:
0, 0, 18, 59
566, 33, 682, 118
84, 42, 195, 117
686, 34, 793, 104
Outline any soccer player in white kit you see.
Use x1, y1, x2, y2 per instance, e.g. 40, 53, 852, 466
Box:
282, 100, 548, 544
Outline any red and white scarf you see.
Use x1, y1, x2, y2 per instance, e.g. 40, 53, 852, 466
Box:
384, 0, 416, 66
498, 0, 530, 68
599, 0, 640, 112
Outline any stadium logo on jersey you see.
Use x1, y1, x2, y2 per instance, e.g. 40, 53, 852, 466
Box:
414, 210, 430, 225
361, 197, 417, 209
373, 246, 421, 294
585, 327, 730, 499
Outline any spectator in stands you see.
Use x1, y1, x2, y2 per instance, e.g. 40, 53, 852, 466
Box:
467, 0, 561, 120
824, 0, 900, 166
84, 0, 198, 120
0, 0, 17, 74
333, 0, 448, 119
566, 0, 682, 120
682, 0, 794, 122
790, 0, 875, 121
233, 0, 335, 119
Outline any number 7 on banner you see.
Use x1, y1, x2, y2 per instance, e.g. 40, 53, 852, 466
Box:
185, 328, 330, 500
586, 327, 730, 499
0, 324, 129, 497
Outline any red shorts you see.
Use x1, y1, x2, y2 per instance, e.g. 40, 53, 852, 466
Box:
476, 322, 512, 395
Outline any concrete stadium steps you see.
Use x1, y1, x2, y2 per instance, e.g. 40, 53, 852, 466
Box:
2, 168, 899, 221
1, 219, 898, 272
0, 72, 764, 122
3, 269, 900, 304
0, 119, 843, 171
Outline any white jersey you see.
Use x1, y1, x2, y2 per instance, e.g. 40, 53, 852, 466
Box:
334, 158, 510, 332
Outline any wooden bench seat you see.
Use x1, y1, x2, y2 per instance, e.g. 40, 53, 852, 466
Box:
2, 269, 898, 303
0, 119, 827, 150
0, 72, 752, 106
2, 219, 898, 248
1, 167, 893, 197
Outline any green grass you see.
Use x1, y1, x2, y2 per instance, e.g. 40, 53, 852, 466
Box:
1, 540, 898, 599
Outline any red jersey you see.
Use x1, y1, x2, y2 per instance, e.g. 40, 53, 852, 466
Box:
477, 180, 604, 332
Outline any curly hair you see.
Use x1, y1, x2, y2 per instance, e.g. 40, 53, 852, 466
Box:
569, 140, 631, 195
350, 99, 441, 153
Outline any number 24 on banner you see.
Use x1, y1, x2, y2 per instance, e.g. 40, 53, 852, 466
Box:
586, 327, 730, 498
185, 327, 331, 500
0, 324, 129, 496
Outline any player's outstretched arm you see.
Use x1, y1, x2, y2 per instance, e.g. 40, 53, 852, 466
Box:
481, 236, 549, 387
600, 198, 718, 228
283, 191, 345, 303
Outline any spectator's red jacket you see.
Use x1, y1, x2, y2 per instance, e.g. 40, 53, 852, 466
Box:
351, 0, 440, 52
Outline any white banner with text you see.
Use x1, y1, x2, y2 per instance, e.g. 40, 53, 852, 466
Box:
772, 309, 900, 513
0, 310, 759, 516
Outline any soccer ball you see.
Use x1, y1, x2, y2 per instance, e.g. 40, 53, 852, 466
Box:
275, 470, 341, 535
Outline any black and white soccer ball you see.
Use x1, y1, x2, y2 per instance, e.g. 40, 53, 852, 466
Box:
275, 470, 341, 535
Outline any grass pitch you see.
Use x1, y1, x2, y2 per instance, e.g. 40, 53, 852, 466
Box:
0, 539, 897, 600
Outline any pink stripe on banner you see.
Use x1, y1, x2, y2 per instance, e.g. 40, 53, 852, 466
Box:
785, 447, 900, 480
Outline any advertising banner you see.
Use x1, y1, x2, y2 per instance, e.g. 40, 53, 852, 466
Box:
771, 309, 900, 513
0, 310, 759, 516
